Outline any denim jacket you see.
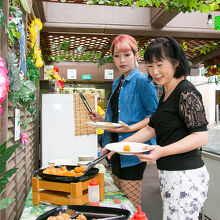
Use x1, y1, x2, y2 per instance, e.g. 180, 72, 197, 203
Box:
102, 67, 158, 168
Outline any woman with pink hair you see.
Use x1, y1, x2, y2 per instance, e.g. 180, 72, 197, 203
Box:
89, 34, 158, 208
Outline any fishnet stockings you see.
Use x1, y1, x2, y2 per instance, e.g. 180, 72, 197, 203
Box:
111, 174, 142, 209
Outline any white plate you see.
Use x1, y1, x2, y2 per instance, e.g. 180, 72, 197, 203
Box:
105, 142, 149, 155
77, 161, 90, 165
86, 121, 122, 129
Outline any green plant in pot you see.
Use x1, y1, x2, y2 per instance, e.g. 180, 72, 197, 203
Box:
0, 140, 18, 210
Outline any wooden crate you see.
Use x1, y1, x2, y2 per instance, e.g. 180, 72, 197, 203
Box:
32, 173, 104, 205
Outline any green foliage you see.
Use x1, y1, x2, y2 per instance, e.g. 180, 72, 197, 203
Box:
87, 0, 219, 13
7, 52, 21, 91
182, 41, 219, 58
26, 56, 40, 83
9, 79, 37, 111
0, 5, 21, 45
7, 52, 37, 114
0, 141, 18, 211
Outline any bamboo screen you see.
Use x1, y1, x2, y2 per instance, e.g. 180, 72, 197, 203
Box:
74, 93, 96, 135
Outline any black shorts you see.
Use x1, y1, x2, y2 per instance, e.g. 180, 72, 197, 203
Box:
110, 153, 147, 180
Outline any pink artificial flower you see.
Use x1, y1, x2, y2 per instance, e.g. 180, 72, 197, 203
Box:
0, 105, 2, 115
0, 86, 7, 104
0, 57, 6, 67
21, 131, 29, 145
0, 66, 8, 75
0, 73, 9, 86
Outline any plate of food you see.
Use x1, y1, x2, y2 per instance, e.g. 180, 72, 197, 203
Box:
86, 121, 122, 129
105, 142, 150, 155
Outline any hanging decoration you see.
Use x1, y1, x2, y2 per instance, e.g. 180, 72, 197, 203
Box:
20, 0, 32, 14
203, 56, 220, 84
28, 17, 43, 68
0, 57, 9, 115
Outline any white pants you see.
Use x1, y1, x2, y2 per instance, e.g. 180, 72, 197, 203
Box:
158, 166, 209, 220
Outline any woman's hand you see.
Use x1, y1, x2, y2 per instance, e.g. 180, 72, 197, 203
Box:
135, 145, 164, 164
89, 110, 104, 122
106, 121, 132, 133
101, 147, 115, 159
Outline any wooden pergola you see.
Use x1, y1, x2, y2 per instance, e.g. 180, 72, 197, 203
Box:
34, 0, 220, 66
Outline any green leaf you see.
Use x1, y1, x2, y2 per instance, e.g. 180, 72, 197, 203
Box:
0, 162, 6, 176
14, 31, 21, 39
9, 22, 16, 29
8, 31, 14, 46
0, 144, 18, 164
3, 168, 18, 179
0, 198, 14, 211
0, 0, 3, 9
0, 9, 5, 27
0, 178, 9, 189
0, 141, 7, 156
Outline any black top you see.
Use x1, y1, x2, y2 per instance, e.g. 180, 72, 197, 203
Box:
110, 75, 124, 143
149, 80, 208, 171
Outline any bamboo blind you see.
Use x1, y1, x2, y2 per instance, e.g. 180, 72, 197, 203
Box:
74, 93, 96, 136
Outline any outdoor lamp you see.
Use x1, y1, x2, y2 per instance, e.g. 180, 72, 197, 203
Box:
207, 14, 213, 25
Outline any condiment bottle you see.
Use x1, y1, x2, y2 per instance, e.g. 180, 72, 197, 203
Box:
88, 178, 99, 206
131, 206, 148, 220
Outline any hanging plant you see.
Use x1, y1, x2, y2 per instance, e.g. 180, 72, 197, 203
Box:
0, 140, 18, 211
28, 17, 43, 68
7, 52, 37, 114
87, 0, 219, 13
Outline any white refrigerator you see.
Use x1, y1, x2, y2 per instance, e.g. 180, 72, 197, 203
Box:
41, 94, 97, 167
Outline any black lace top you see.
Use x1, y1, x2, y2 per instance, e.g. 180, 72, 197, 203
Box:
149, 79, 208, 171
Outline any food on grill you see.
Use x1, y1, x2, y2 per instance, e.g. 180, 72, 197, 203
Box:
47, 213, 71, 220
123, 145, 131, 152
76, 214, 87, 220
43, 165, 85, 177
46, 213, 87, 220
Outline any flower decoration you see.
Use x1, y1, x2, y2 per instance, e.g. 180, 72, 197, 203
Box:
46, 67, 65, 91
204, 56, 220, 77
21, 130, 29, 145
28, 17, 43, 68
0, 57, 9, 115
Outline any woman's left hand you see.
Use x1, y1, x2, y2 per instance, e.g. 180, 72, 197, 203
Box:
135, 145, 164, 164
106, 121, 132, 133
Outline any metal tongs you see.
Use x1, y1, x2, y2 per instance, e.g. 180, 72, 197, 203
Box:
79, 92, 93, 115
84, 151, 110, 172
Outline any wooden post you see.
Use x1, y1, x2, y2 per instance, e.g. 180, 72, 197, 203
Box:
0, 1, 9, 219
32, 177, 40, 205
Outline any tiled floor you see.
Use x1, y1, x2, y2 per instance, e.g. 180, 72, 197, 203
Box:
141, 163, 162, 220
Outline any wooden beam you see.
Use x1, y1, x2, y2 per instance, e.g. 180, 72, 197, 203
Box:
34, 0, 46, 22
151, 8, 180, 28
0, 0, 9, 146
190, 47, 220, 66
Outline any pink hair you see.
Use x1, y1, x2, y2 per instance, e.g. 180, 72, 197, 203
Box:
110, 34, 138, 55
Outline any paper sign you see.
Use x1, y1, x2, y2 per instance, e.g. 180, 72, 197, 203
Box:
14, 109, 20, 141
67, 69, 77, 79
81, 74, 91, 80
104, 69, 114, 80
